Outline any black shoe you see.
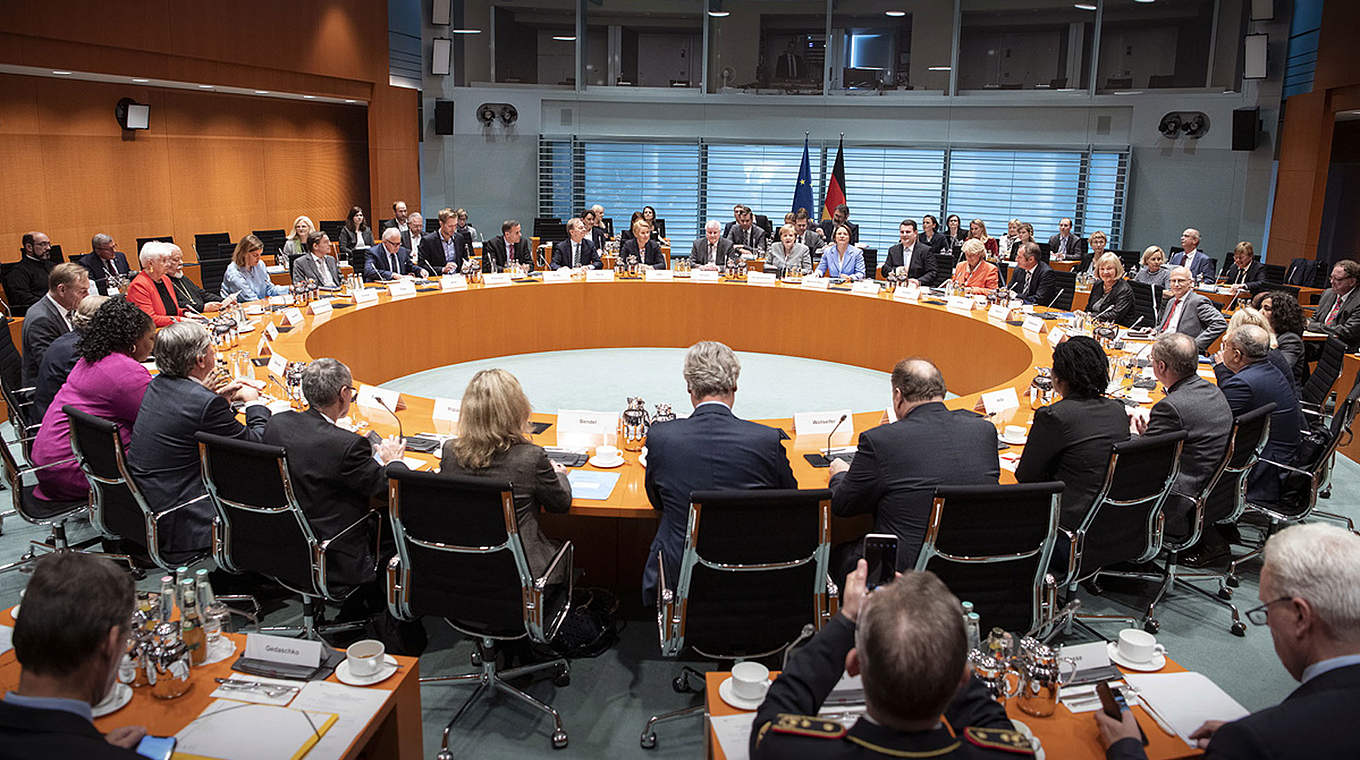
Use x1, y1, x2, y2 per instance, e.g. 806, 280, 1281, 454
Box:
1179, 547, 1229, 569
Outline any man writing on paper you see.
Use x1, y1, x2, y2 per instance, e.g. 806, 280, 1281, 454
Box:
1098, 523, 1360, 760
0, 553, 146, 758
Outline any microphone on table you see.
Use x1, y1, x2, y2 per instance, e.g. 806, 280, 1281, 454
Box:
1046, 288, 1066, 310
376, 396, 404, 443
823, 413, 849, 460
1127, 315, 1145, 331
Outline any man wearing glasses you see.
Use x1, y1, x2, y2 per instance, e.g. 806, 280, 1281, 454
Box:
1306, 259, 1360, 351
1097, 523, 1360, 759
1159, 266, 1227, 353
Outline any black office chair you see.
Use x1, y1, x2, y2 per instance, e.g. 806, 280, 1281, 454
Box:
193, 233, 232, 260
1049, 269, 1077, 310
1112, 250, 1142, 272
251, 229, 287, 257
425, 218, 441, 234
0, 372, 41, 457
135, 235, 175, 252
1284, 258, 1317, 286
1261, 264, 1285, 285
933, 253, 956, 284
1300, 337, 1348, 422
197, 431, 373, 641
384, 469, 573, 753
317, 220, 346, 241
1127, 281, 1162, 328
643, 488, 835, 749
915, 482, 1064, 636
65, 407, 208, 572
861, 247, 877, 279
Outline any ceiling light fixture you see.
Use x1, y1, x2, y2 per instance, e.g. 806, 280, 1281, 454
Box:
928, 65, 951, 71
884, 10, 906, 17
1074, 3, 1097, 9
450, 28, 481, 34
303, 95, 316, 99
345, 99, 357, 103
254, 90, 269, 94
552, 35, 576, 41
198, 84, 214, 89
52, 70, 72, 75
132, 78, 149, 83
707, 11, 730, 17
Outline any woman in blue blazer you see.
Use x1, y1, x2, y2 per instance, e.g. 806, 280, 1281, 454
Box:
814, 225, 865, 280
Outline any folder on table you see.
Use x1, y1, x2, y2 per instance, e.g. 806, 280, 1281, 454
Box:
173, 699, 338, 760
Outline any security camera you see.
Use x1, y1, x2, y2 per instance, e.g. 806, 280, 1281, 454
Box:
498, 103, 518, 125
1158, 113, 1182, 138
1181, 114, 1209, 138
476, 103, 498, 125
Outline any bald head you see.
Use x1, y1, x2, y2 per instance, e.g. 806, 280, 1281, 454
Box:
1150, 332, 1197, 383
890, 358, 946, 418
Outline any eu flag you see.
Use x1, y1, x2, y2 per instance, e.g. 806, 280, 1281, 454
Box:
792, 136, 813, 217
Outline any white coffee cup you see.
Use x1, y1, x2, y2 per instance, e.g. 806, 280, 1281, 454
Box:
1116, 628, 1166, 664
346, 639, 386, 677
731, 661, 770, 701
1004, 425, 1027, 440
595, 445, 620, 461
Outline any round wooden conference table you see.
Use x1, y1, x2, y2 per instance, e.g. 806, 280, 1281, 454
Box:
259, 275, 1151, 587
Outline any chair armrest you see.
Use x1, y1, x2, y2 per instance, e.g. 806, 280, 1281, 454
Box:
317, 510, 380, 552
535, 540, 574, 594
214, 594, 260, 626
823, 574, 840, 622
21, 455, 78, 473
154, 493, 211, 518
534, 541, 574, 639
1256, 457, 1314, 477
1059, 526, 1079, 587
385, 555, 407, 621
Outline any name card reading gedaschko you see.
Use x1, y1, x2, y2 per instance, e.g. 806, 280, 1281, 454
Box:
793, 409, 854, 435
387, 280, 417, 299
556, 409, 620, 436
243, 633, 322, 668
355, 384, 401, 411
746, 271, 777, 287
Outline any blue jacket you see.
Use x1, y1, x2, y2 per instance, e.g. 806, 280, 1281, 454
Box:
364, 242, 420, 281
1169, 249, 1218, 282
220, 261, 287, 301
1216, 359, 1302, 504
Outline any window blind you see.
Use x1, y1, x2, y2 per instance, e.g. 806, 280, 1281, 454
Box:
841, 147, 947, 249
705, 143, 824, 240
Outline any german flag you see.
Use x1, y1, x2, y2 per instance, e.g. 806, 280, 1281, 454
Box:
821, 136, 846, 221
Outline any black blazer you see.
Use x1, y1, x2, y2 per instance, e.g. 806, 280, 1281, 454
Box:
1220, 260, 1265, 291
382, 220, 414, 251
819, 220, 860, 245
1015, 396, 1131, 528
0, 316, 22, 404
0, 700, 144, 760
3, 256, 54, 316
724, 224, 768, 251
416, 230, 459, 273
620, 238, 666, 269
1087, 278, 1135, 325
830, 402, 1000, 569
363, 243, 419, 281
33, 328, 80, 419
439, 441, 571, 576
76, 251, 132, 295
1275, 330, 1309, 388
128, 376, 270, 559
338, 225, 373, 271
171, 275, 211, 314
642, 403, 796, 601
880, 241, 937, 284
482, 235, 533, 271
918, 230, 948, 255
690, 236, 735, 266
1216, 359, 1302, 504
20, 295, 70, 386
1047, 233, 1087, 263
1108, 664, 1360, 760
550, 238, 600, 269
263, 407, 407, 588
588, 226, 607, 251
1008, 261, 1059, 305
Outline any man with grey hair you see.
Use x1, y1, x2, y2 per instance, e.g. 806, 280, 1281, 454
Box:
751, 563, 1028, 758
1169, 227, 1217, 282
829, 358, 999, 573
1100, 523, 1360, 759
128, 320, 269, 558
641, 341, 796, 603
550, 217, 601, 270
1213, 323, 1302, 511
34, 294, 107, 419
690, 219, 734, 268
1006, 242, 1057, 305
76, 233, 131, 295
364, 227, 417, 281
21, 263, 89, 385
1160, 265, 1227, 353
263, 358, 405, 589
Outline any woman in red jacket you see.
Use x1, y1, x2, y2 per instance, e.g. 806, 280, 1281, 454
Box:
127, 241, 182, 326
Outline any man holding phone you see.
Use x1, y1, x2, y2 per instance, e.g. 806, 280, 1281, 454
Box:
0, 553, 148, 758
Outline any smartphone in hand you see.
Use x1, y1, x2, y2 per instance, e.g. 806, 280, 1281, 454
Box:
863, 533, 898, 592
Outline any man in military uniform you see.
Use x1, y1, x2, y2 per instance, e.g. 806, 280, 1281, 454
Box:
749, 561, 1033, 758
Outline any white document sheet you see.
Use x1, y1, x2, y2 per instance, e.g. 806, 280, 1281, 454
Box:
709, 713, 757, 760
288, 681, 392, 760
1122, 671, 1248, 747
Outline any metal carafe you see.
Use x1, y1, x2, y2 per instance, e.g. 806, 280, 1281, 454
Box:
1012, 637, 1076, 718
147, 623, 193, 700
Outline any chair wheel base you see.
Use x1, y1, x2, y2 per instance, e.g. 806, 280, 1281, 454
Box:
1226, 575, 1240, 588
552, 730, 568, 749
1143, 618, 1160, 634
640, 732, 657, 749
672, 676, 692, 693
1218, 587, 1233, 600
1230, 621, 1247, 637
470, 651, 483, 666
554, 666, 570, 688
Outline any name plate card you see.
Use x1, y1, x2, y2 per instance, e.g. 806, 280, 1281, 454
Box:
308, 299, 332, 317
746, 271, 777, 287
268, 295, 291, 307
793, 409, 853, 435
946, 296, 974, 314
432, 397, 461, 421
482, 273, 513, 287
243, 633, 321, 668
440, 274, 467, 291
644, 268, 674, 282
387, 280, 417, 299
691, 269, 720, 283
256, 335, 271, 356
280, 307, 305, 327
266, 353, 287, 380
987, 304, 1012, 322
352, 287, 379, 307
851, 280, 881, 297
1021, 315, 1048, 334
893, 285, 920, 303
980, 388, 1021, 416
556, 409, 620, 436
355, 384, 401, 410
800, 277, 831, 291
1047, 326, 1068, 347
542, 269, 573, 283
586, 269, 615, 283
263, 321, 279, 341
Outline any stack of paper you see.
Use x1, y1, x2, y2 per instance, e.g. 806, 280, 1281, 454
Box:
1122, 672, 1248, 747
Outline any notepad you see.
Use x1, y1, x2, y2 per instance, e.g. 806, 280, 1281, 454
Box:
567, 470, 621, 500
174, 700, 338, 760
1122, 671, 1248, 747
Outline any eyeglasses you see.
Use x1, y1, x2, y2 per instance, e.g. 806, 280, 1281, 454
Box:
1244, 596, 1293, 625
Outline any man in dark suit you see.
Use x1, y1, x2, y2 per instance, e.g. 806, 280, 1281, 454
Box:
1135, 333, 1233, 540
1168, 228, 1218, 282
828, 359, 999, 571
262, 358, 406, 589
879, 219, 937, 285
1100, 523, 1360, 760
795, 214, 825, 253
0, 553, 147, 759
1220, 243, 1266, 293
1215, 324, 1302, 506
1007, 242, 1058, 305
482, 220, 534, 272
364, 228, 421, 281
1047, 217, 1087, 264
551, 217, 601, 269
1160, 266, 1228, 352
381, 200, 415, 250
20, 263, 88, 385
75, 234, 131, 296
690, 220, 735, 266
643, 341, 797, 603
724, 206, 768, 252
291, 231, 343, 288
5, 231, 57, 316
417, 208, 464, 274
1306, 259, 1360, 351
819, 204, 859, 245
128, 321, 270, 560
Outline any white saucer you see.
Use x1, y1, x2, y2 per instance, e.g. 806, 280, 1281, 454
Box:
1107, 642, 1166, 672
335, 655, 399, 686
638, 447, 647, 468
588, 455, 625, 469
202, 635, 237, 665
237, 324, 255, 333
999, 434, 1028, 446
1009, 719, 1045, 760
9, 604, 17, 620
717, 676, 769, 710
93, 682, 132, 717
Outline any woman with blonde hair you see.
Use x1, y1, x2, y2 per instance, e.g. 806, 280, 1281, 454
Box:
282, 215, 315, 262
968, 218, 999, 257
1082, 251, 1135, 325
1134, 245, 1170, 289
1083, 230, 1109, 274
221, 235, 289, 301
439, 369, 571, 575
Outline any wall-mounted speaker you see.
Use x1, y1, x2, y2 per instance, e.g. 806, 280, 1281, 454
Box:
1244, 34, 1267, 80
1232, 107, 1260, 151
434, 100, 454, 135
432, 37, 451, 76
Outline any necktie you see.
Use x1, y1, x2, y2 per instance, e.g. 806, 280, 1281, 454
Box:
572, 243, 579, 267
390, 251, 399, 275
1162, 297, 1181, 331
106, 260, 117, 279
709, 243, 715, 263
1325, 296, 1343, 326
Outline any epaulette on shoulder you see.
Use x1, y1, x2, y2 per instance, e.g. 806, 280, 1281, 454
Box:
964, 726, 1035, 755
770, 713, 848, 739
